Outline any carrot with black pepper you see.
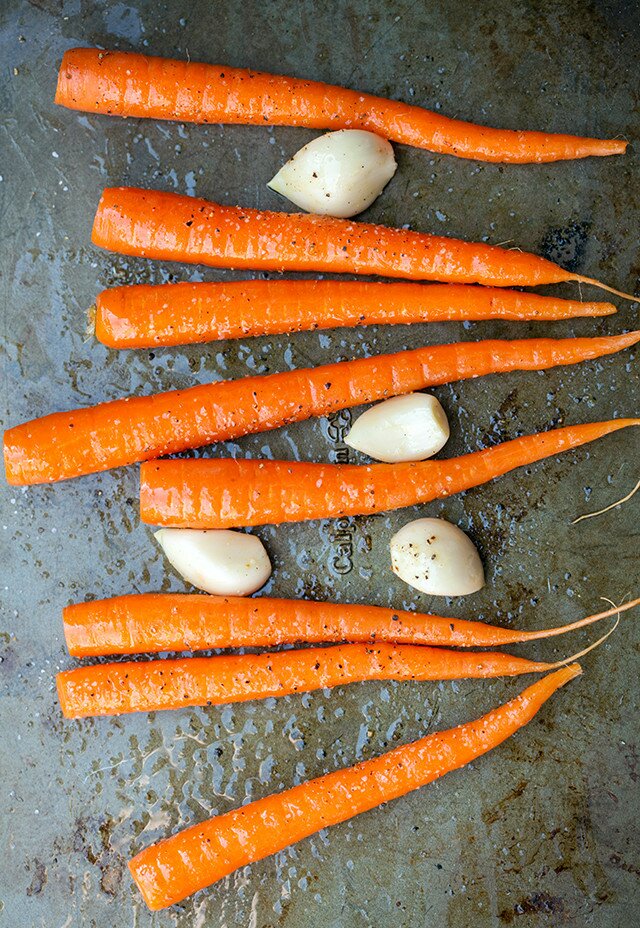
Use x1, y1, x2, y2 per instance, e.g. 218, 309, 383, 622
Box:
63, 592, 638, 658
56, 48, 626, 164
140, 418, 640, 528
128, 664, 581, 909
57, 641, 590, 719
91, 188, 636, 299
94, 279, 616, 349
5, 333, 638, 485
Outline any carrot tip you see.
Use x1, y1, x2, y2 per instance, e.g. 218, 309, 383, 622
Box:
574, 276, 639, 303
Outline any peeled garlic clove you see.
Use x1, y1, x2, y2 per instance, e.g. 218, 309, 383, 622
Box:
345, 393, 450, 463
155, 528, 272, 596
268, 129, 397, 218
390, 517, 484, 597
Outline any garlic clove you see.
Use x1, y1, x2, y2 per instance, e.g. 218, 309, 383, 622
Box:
155, 528, 272, 596
268, 129, 397, 218
345, 393, 450, 463
390, 517, 484, 597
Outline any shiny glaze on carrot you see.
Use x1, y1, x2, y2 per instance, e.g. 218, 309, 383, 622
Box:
93, 187, 576, 285
63, 593, 636, 658
56, 49, 626, 163
129, 665, 580, 909
95, 279, 616, 349
7, 333, 637, 485
140, 418, 640, 528
56, 643, 562, 719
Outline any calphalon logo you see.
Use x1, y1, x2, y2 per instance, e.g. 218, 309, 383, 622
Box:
326, 409, 355, 575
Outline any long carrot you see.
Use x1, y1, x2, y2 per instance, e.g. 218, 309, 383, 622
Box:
62, 593, 638, 658
95, 280, 616, 349
91, 188, 636, 299
5, 333, 638, 486
57, 642, 583, 719
129, 664, 580, 909
56, 48, 626, 164
140, 418, 640, 528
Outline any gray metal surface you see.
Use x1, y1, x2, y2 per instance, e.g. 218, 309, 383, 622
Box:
1, 0, 638, 925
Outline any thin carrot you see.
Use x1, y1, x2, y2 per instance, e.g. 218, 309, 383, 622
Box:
5, 333, 638, 486
94, 280, 616, 349
57, 641, 583, 719
56, 48, 626, 164
62, 593, 639, 658
91, 188, 636, 299
140, 418, 640, 528
129, 664, 581, 909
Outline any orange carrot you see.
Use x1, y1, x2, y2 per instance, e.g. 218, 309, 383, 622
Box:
63, 593, 638, 658
91, 188, 636, 299
56, 49, 626, 164
129, 664, 580, 909
57, 642, 579, 719
5, 333, 638, 486
140, 418, 640, 528
95, 279, 616, 349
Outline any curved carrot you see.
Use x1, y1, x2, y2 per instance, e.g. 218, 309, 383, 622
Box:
56, 49, 625, 164
5, 333, 638, 486
57, 642, 571, 719
129, 664, 580, 909
95, 280, 616, 349
91, 188, 635, 299
63, 593, 639, 658
140, 418, 640, 528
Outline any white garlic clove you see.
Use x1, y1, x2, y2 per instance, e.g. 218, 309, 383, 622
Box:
345, 393, 450, 463
155, 528, 272, 596
390, 518, 484, 597
268, 129, 397, 218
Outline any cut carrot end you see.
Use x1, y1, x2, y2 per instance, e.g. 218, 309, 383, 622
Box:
573, 276, 639, 302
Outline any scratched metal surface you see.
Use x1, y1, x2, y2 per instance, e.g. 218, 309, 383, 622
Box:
1, 0, 639, 925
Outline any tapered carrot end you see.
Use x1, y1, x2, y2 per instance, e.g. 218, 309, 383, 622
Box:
573, 276, 639, 303
603, 330, 640, 349
578, 301, 617, 317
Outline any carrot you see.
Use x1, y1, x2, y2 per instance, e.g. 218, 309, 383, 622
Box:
140, 418, 640, 528
129, 664, 581, 909
56, 48, 626, 164
57, 640, 587, 719
62, 593, 639, 658
91, 188, 636, 299
94, 280, 616, 349
5, 333, 638, 486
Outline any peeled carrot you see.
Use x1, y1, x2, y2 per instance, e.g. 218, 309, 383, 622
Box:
56, 48, 626, 164
91, 188, 636, 299
57, 642, 580, 719
95, 279, 616, 349
129, 664, 580, 909
63, 593, 638, 658
140, 418, 640, 528
5, 333, 638, 486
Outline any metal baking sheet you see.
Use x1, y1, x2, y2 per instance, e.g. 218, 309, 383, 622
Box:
1, 1, 638, 925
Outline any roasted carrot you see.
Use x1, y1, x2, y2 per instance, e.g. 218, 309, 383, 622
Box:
95, 280, 616, 349
91, 188, 636, 299
63, 593, 638, 658
129, 664, 580, 909
57, 642, 583, 719
56, 49, 626, 164
5, 333, 638, 486
140, 418, 640, 528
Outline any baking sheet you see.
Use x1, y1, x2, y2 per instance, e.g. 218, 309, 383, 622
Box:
1, 0, 638, 925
